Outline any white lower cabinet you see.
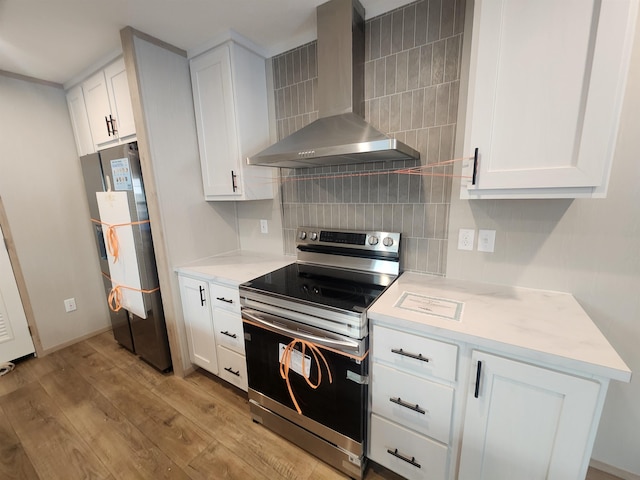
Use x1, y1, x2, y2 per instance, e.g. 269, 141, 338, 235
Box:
178, 273, 248, 391
369, 325, 457, 480
457, 351, 601, 480
369, 325, 608, 480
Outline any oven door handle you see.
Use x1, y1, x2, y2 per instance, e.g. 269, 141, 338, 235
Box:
242, 309, 360, 351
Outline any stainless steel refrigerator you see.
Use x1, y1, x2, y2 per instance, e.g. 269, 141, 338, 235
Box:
80, 142, 171, 371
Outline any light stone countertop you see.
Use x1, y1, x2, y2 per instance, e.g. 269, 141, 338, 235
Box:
174, 250, 295, 286
368, 272, 631, 382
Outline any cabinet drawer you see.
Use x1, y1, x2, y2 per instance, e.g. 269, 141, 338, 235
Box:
372, 363, 453, 444
215, 309, 245, 354
369, 414, 448, 480
210, 283, 240, 313
373, 326, 457, 382
217, 346, 248, 391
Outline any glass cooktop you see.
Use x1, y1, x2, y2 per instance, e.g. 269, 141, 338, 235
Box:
240, 263, 390, 314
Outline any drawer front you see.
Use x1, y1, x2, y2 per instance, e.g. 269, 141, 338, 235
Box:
372, 363, 454, 444
217, 346, 248, 391
369, 414, 448, 480
214, 309, 245, 354
210, 283, 240, 313
373, 325, 458, 382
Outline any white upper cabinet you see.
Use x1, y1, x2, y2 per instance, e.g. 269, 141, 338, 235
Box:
461, 0, 639, 199
66, 85, 94, 157
190, 41, 274, 201
81, 57, 136, 151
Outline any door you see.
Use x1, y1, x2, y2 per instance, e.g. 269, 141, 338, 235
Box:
0, 225, 35, 363
458, 350, 601, 480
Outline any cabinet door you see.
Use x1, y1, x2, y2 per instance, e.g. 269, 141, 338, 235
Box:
190, 44, 242, 197
104, 58, 136, 140
82, 70, 114, 147
66, 85, 94, 156
458, 351, 601, 480
463, 0, 638, 198
178, 276, 218, 374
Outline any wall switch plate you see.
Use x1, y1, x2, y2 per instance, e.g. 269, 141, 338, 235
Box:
458, 229, 475, 251
64, 298, 77, 312
260, 219, 268, 234
478, 229, 496, 253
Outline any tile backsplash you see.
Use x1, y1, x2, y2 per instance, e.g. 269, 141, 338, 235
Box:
272, 0, 464, 275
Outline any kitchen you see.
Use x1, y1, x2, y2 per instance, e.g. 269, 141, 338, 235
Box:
0, 0, 639, 479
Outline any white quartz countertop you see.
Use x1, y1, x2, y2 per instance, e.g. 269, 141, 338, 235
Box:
175, 251, 295, 286
368, 272, 631, 382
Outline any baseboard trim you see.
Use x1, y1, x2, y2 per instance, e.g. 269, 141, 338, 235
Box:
40, 327, 113, 356
590, 459, 640, 480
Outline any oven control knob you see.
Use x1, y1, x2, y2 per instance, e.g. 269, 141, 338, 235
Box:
383, 236, 394, 247
310, 232, 318, 241
298, 231, 307, 240
368, 236, 379, 245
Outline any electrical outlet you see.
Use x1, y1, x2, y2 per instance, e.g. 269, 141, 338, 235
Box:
260, 219, 268, 234
64, 298, 77, 312
458, 229, 475, 251
478, 229, 496, 253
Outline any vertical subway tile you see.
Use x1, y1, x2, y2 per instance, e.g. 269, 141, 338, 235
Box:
298, 84, 306, 116
392, 204, 404, 233
360, 176, 370, 203
432, 39, 446, 84
312, 77, 318, 111
300, 45, 309, 81
401, 91, 413, 131
403, 4, 417, 50
419, 44, 433, 87
391, 10, 404, 54
340, 204, 349, 229
293, 48, 301, 84
369, 97, 381, 130
405, 130, 417, 150
365, 61, 375, 100
310, 203, 318, 227
440, 239, 448, 274
378, 172, 390, 203
278, 56, 287, 88
375, 58, 386, 98
407, 47, 421, 90
425, 204, 436, 237
373, 204, 384, 230
415, 0, 428, 46
380, 13, 393, 57
435, 83, 450, 126
423, 86, 436, 127
435, 204, 449, 239
404, 237, 419, 271
409, 173, 422, 204
395, 51, 409, 93
343, 176, 352, 203
382, 204, 393, 230
295, 115, 303, 132
388, 171, 399, 203
417, 238, 429, 271
355, 205, 366, 229
398, 171, 410, 203
440, 124, 455, 162
379, 96, 391, 133
331, 205, 340, 228
308, 42, 317, 78
385, 55, 397, 95
411, 89, 425, 130
364, 204, 374, 230
449, 80, 460, 123
445, 35, 461, 82
427, 0, 442, 43
417, 128, 429, 162
427, 126, 441, 164
413, 203, 426, 237
402, 204, 414, 235
346, 204, 357, 229
272, 58, 280, 90
454, 0, 466, 35
430, 170, 445, 204
427, 239, 441, 273
389, 93, 402, 133
369, 17, 381, 60
441, 0, 455, 39
286, 51, 294, 85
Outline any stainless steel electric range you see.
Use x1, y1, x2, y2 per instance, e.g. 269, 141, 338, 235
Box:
239, 227, 401, 479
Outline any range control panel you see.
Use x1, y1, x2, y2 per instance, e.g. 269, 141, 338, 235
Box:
296, 227, 400, 254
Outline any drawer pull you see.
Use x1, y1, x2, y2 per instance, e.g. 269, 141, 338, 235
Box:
224, 367, 240, 377
390, 397, 426, 415
216, 297, 234, 304
391, 348, 430, 363
386, 448, 421, 469
220, 330, 237, 339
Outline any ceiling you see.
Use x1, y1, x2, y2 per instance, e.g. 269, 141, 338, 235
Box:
0, 0, 413, 87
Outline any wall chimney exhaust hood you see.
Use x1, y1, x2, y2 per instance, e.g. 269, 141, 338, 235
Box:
248, 0, 420, 169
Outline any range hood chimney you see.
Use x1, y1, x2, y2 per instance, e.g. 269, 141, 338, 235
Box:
248, 0, 420, 169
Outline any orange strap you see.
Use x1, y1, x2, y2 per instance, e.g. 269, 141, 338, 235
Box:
101, 272, 159, 312
90, 218, 150, 263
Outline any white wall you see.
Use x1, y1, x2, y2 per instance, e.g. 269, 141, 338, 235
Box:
0, 75, 110, 351
447, 5, 640, 476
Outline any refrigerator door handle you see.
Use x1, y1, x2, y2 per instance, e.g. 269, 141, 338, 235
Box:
199, 285, 206, 306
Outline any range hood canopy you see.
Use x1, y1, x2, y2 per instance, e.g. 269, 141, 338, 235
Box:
248, 0, 419, 169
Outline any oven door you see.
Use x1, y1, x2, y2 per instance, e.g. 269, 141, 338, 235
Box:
242, 308, 368, 452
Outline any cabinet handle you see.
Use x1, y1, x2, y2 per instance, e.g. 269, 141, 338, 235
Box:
391, 348, 430, 363
231, 170, 238, 192
105, 116, 112, 136
110, 115, 117, 135
472, 147, 479, 185
220, 330, 237, 339
224, 367, 240, 377
390, 397, 426, 415
199, 286, 206, 306
474, 360, 482, 398
386, 448, 421, 469
216, 297, 234, 304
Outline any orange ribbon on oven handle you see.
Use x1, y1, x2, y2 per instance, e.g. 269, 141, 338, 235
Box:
279, 339, 333, 415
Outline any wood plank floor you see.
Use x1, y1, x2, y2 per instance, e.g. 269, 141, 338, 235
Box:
0, 332, 622, 480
